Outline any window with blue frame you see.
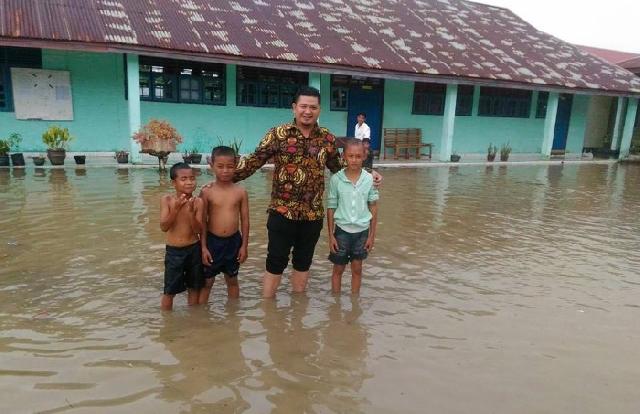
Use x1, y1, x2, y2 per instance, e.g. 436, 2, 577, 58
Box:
412, 82, 446, 115
0, 47, 42, 111
138, 57, 225, 105
237, 66, 308, 108
330, 75, 350, 111
456, 85, 474, 116
478, 87, 532, 118
536, 91, 549, 118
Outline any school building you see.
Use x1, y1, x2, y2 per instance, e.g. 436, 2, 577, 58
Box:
1, 0, 639, 162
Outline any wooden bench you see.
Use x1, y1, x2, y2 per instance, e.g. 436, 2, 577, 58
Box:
383, 128, 432, 160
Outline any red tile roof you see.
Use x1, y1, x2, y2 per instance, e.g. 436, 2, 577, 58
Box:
576, 45, 640, 65
1, 0, 639, 95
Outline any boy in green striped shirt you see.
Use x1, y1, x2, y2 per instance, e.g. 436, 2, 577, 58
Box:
327, 139, 379, 295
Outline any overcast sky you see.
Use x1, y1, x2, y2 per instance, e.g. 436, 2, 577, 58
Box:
479, 0, 640, 53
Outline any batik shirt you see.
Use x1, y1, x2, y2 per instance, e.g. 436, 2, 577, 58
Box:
234, 122, 343, 221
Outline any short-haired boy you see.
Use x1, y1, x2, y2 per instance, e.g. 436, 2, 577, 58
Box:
159, 162, 205, 310
327, 139, 379, 295
199, 146, 249, 303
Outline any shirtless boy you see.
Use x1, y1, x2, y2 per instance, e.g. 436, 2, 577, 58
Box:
200, 146, 249, 303
159, 163, 204, 310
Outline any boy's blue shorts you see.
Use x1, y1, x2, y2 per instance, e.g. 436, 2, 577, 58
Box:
204, 231, 242, 278
328, 226, 369, 265
164, 242, 204, 295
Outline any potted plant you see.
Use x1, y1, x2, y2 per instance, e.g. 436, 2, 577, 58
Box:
74, 155, 86, 165
115, 150, 129, 164
230, 137, 243, 164
32, 155, 46, 166
0, 138, 9, 167
133, 119, 182, 170
42, 125, 73, 165
450, 151, 461, 162
184, 146, 202, 164
500, 143, 512, 161
8, 133, 24, 166
487, 143, 497, 162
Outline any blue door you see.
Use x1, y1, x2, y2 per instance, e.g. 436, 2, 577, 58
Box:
552, 94, 573, 150
346, 81, 384, 150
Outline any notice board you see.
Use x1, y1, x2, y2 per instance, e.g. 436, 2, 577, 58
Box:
10, 68, 74, 120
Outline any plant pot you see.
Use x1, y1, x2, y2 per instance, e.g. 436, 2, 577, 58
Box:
182, 155, 193, 164
47, 149, 66, 165
33, 156, 46, 166
500, 154, 510, 162
0, 155, 9, 167
487, 154, 496, 162
190, 154, 202, 164
116, 153, 129, 164
74, 155, 86, 165
141, 139, 176, 153
450, 154, 461, 162
10, 153, 25, 166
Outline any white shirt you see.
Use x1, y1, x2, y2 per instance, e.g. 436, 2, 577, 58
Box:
354, 122, 370, 140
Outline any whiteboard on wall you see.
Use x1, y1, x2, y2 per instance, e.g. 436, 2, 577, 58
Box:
10, 68, 74, 120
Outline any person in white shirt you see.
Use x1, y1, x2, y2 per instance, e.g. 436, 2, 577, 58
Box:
354, 112, 370, 140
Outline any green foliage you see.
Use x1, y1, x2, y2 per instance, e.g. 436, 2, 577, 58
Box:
42, 126, 73, 150
500, 142, 512, 156
0, 133, 22, 155
487, 143, 498, 156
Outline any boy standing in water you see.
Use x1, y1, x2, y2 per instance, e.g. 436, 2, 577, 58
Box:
200, 146, 249, 303
159, 163, 204, 310
327, 139, 379, 295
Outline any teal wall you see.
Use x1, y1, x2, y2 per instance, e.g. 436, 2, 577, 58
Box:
319, 73, 348, 136
383, 79, 550, 154
0, 49, 591, 155
0, 49, 129, 151
565, 95, 590, 154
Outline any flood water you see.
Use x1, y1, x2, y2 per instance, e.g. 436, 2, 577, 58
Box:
1, 163, 640, 414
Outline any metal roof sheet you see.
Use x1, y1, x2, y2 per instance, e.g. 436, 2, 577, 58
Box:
1, 0, 639, 95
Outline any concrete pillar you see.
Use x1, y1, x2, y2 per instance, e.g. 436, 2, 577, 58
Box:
439, 84, 458, 161
541, 92, 559, 157
618, 97, 639, 159
309, 72, 321, 91
471, 85, 480, 116
126, 54, 142, 163
611, 97, 626, 151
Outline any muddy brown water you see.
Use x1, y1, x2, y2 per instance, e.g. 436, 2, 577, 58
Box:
1, 164, 639, 413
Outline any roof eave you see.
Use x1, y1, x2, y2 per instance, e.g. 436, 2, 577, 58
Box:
2, 37, 640, 98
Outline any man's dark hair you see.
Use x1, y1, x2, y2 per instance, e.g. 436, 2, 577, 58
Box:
210, 145, 236, 162
357, 112, 367, 118
169, 162, 192, 180
293, 86, 321, 104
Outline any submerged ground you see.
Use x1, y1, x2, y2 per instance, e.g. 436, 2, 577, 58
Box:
1, 164, 639, 413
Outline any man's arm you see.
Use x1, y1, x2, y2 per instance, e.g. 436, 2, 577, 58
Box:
160, 195, 184, 232
233, 129, 278, 182
238, 188, 249, 263
325, 135, 343, 174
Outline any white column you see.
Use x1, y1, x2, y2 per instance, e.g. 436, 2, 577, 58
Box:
541, 92, 559, 157
439, 84, 458, 161
618, 98, 639, 159
126, 54, 142, 163
610, 97, 626, 151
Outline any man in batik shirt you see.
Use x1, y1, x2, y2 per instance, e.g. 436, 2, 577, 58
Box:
234, 86, 381, 298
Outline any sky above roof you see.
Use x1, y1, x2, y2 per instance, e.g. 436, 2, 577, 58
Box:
479, 0, 640, 53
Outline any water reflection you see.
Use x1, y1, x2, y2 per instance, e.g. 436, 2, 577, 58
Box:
1, 164, 640, 414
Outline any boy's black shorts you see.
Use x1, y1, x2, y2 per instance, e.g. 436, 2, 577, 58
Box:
266, 212, 323, 275
164, 242, 204, 295
204, 231, 242, 279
